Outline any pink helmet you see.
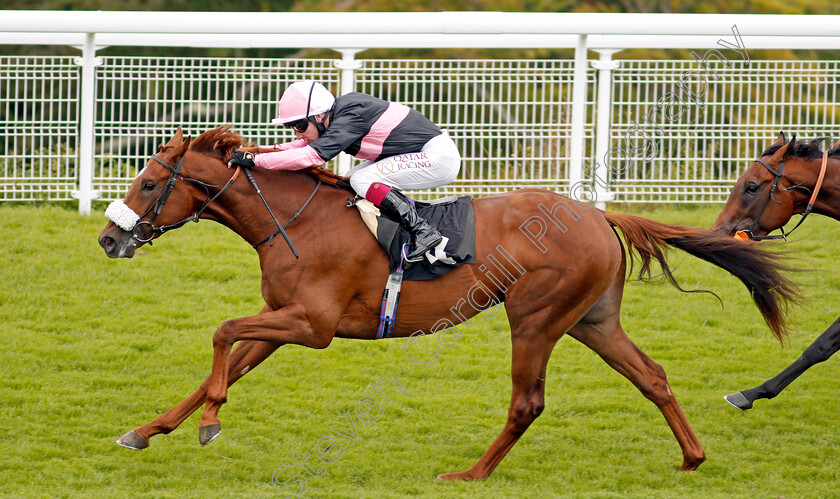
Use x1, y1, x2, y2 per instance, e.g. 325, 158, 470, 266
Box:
271, 81, 335, 125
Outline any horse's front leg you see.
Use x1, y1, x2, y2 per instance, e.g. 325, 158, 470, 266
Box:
725, 316, 840, 410
118, 339, 279, 449
198, 302, 335, 446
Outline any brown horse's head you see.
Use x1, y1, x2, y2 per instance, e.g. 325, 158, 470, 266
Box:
98, 126, 244, 258
99, 127, 192, 258
712, 132, 808, 238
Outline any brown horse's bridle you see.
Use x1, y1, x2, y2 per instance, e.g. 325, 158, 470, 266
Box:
132, 153, 321, 259
735, 139, 836, 241
131, 154, 242, 244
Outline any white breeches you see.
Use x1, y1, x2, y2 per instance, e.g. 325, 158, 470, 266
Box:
347, 131, 461, 196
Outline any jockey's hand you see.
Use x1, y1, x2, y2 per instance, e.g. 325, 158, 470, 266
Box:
228, 150, 255, 169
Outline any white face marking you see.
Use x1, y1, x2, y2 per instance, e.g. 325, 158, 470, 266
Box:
134, 165, 148, 180
241, 366, 250, 376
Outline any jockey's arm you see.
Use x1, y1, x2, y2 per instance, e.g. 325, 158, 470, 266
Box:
254, 145, 327, 171
241, 139, 310, 154
254, 110, 366, 171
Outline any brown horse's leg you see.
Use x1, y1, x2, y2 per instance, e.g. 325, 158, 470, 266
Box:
438, 336, 554, 481
568, 319, 706, 471
118, 339, 280, 449
198, 303, 332, 445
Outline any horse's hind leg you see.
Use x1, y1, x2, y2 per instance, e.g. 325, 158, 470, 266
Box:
116, 339, 279, 449
568, 296, 706, 471
438, 333, 555, 481
725, 315, 840, 410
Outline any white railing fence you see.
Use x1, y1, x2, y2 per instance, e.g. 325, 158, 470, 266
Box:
2, 11, 840, 213
1, 56, 79, 202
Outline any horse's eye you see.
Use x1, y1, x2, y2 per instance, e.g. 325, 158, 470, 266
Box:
142, 181, 156, 192
745, 183, 759, 195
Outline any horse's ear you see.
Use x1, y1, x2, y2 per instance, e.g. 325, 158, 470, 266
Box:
773, 132, 786, 145
164, 127, 184, 148
768, 137, 793, 164
786, 134, 796, 158
173, 135, 191, 158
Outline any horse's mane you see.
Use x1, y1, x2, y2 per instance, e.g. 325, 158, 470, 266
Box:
187, 124, 353, 192
189, 125, 245, 159
762, 136, 840, 160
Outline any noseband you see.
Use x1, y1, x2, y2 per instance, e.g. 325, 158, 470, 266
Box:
736, 140, 834, 241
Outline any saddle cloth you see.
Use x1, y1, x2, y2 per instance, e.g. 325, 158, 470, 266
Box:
355, 196, 476, 281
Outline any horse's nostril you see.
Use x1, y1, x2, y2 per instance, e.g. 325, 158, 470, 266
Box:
100, 235, 115, 251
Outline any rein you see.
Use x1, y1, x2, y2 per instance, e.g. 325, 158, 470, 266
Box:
246, 168, 321, 257
735, 138, 838, 241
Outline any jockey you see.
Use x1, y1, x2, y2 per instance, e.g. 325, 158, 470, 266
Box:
229, 80, 461, 261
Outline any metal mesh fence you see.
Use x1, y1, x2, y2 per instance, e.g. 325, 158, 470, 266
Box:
608, 59, 840, 203
0, 56, 78, 201
0, 56, 838, 204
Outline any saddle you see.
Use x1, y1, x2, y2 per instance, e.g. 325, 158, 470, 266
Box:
352, 196, 476, 281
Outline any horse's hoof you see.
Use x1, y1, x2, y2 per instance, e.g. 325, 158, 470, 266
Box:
198, 424, 221, 446
116, 430, 149, 450
679, 455, 706, 471
436, 471, 482, 481
723, 392, 753, 411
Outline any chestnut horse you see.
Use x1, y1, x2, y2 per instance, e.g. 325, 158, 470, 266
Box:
713, 132, 840, 410
99, 126, 799, 477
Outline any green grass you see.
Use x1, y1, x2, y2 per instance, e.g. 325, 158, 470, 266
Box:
1, 202, 839, 498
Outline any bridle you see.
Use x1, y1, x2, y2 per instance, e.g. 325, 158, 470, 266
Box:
131, 154, 242, 244
735, 139, 836, 241
130, 153, 321, 259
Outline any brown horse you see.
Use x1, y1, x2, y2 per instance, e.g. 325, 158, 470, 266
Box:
713, 132, 840, 410
99, 125, 799, 478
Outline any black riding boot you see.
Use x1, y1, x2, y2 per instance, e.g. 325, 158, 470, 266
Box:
378, 190, 443, 261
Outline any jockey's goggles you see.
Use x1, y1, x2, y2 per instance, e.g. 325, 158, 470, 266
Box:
284, 118, 310, 133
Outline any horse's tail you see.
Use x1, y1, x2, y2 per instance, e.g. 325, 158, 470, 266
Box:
602, 211, 801, 343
